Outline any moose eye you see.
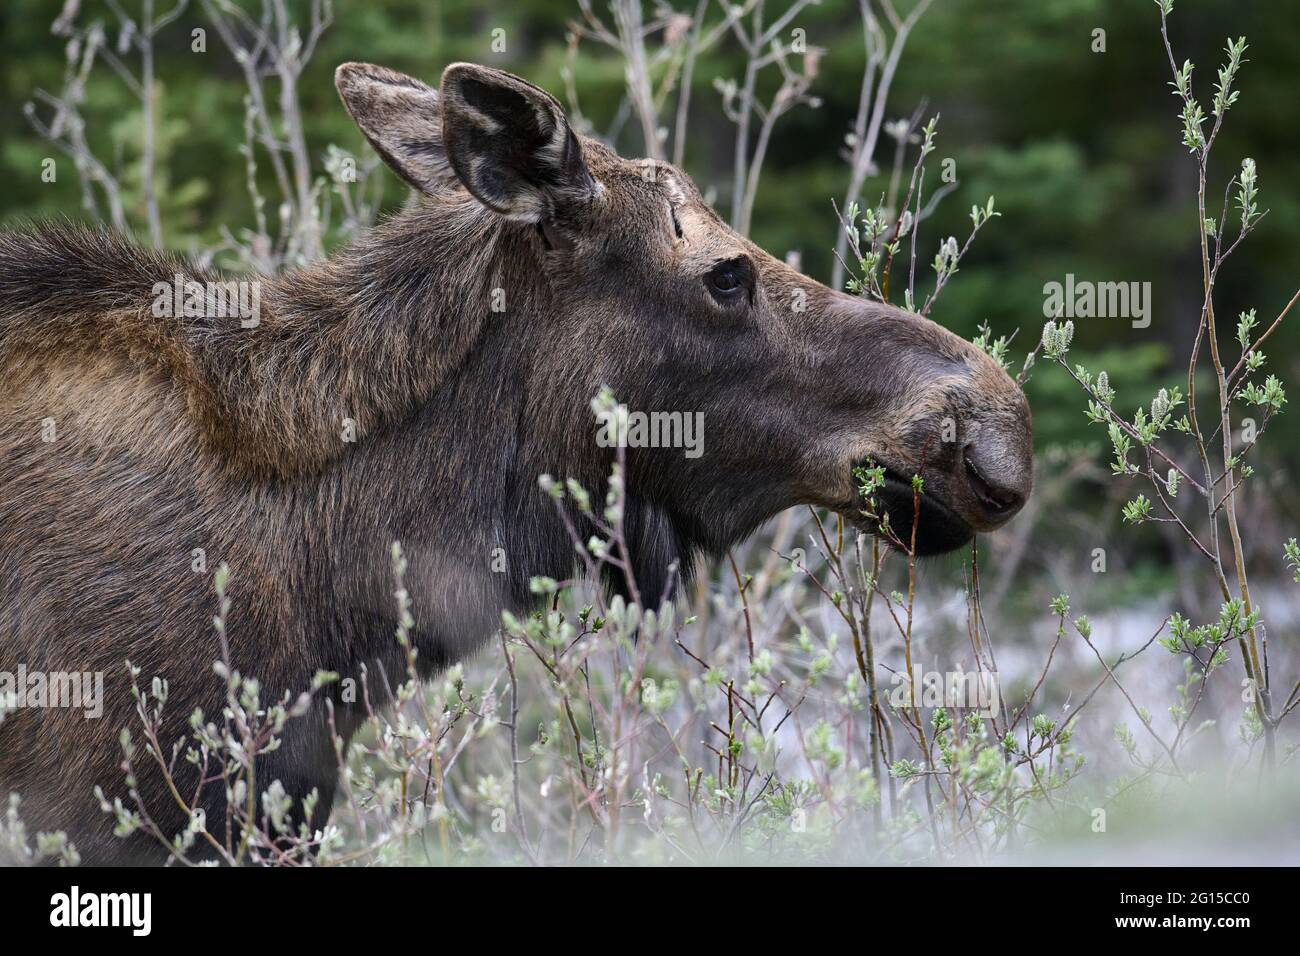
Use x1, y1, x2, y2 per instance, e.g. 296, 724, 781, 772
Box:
705, 259, 752, 304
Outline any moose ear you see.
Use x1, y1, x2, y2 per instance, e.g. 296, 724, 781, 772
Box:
335, 62, 454, 194
438, 63, 598, 222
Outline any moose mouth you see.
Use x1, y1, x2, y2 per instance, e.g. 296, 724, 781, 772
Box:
847, 465, 974, 557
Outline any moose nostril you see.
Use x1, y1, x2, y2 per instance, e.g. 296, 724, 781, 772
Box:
964, 454, 1024, 517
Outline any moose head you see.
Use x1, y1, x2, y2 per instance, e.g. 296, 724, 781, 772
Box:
335, 61, 1033, 570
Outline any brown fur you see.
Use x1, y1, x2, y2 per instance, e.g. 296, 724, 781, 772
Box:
0, 63, 1031, 862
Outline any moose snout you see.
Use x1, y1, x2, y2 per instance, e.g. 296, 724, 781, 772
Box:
958, 419, 1032, 528
963, 444, 1027, 521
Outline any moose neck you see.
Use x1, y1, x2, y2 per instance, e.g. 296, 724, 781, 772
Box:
283, 204, 706, 664
249, 198, 600, 672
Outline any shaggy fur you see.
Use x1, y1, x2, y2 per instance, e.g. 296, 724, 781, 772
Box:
0, 63, 1031, 863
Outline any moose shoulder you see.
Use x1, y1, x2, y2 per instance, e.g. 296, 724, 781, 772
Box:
0, 62, 1031, 863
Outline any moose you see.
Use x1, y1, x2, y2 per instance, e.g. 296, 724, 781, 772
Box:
0, 62, 1031, 863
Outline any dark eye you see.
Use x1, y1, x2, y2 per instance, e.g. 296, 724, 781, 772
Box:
705, 259, 751, 303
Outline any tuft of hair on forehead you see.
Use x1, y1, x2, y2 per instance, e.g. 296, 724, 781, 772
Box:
626, 160, 698, 209
630, 161, 689, 206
